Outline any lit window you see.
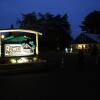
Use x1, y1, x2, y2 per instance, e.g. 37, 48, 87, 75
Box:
77, 44, 86, 49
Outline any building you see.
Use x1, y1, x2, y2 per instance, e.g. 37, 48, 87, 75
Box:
71, 33, 100, 53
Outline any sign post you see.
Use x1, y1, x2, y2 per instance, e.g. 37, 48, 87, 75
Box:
0, 35, 5, 58
36, 32, 39, 55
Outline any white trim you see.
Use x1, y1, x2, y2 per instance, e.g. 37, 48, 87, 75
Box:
0, 29, 42, 35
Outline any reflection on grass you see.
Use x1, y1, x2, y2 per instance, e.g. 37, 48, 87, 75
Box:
0, 56, 47, 65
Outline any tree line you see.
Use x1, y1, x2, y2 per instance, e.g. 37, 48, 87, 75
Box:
15, 10, 100, 51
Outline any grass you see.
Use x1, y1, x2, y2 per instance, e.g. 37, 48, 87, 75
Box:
39, 51, 99, 72
0, 50, 99, 73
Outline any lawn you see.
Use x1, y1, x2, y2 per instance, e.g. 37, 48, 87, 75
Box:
39, 50, 99, 72
0, 50, 99, 73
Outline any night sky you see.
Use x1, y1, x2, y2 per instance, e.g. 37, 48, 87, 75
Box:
0, 0, 100, 38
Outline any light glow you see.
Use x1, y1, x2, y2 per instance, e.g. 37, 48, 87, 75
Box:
17, 57, 29, 63
33, 57, 38, 62
1, 35, 5, 39
65, 47, 73, 53
77, 44, 86, 49
10, 59, 17, 64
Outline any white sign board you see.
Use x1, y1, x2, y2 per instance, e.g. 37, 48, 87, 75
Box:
5, 44, 34, 57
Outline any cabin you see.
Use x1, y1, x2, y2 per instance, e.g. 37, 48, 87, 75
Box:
71, 33, 100, 53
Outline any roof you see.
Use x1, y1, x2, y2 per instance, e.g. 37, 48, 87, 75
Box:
72, 33, 100, 44
84, 33, 100, 43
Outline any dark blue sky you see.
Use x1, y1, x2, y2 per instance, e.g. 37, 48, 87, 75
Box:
0, 0, 100, 38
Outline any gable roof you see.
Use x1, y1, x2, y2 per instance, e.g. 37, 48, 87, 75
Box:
84, 33, 100, 43
72, 33, 100, 44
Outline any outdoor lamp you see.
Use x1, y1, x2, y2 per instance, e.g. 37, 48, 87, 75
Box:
1, 35, 5, 39
0, 34, 5, 58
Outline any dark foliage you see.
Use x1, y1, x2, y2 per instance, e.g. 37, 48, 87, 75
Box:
80, 11, 100, 34
17, 12, 73, 51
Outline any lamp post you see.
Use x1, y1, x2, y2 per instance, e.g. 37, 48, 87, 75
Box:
0, 35, 5, 58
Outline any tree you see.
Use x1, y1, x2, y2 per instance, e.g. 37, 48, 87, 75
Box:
80, 11, 100, 34
43, 13, 72, 50
17, 12, 38, 30
6, 25, 17, 37
17, 12, 72, 51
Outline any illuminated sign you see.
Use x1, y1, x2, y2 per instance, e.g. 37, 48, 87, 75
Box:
5, 44, 35, 56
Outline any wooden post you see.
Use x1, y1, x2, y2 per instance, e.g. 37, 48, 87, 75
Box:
36, 32, 39, 55
1, 36, 5, 58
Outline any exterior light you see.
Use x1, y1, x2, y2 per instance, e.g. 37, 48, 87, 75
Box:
70, 48, 73, 53
0, 35, 5, 58
1, 35, 5, 39
65, 48, 68, 53
10, 59, 17, 64
65, 47, 73, 53
33, 57, 38, 62
17, 57, 29, 63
